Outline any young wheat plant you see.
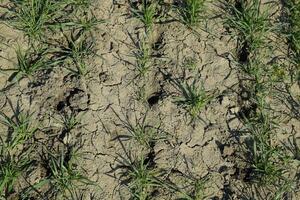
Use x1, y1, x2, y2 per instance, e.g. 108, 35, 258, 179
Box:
0, 46, 53, 82
131, 0, 157, 33
177, 0, 206, 27
133, 39, 152, 77
35, 148, 96, 199
177, 175, 210, 200
113, 109, 164, 149
0, 101, 37, 150
286, 0, 300, 60
243, 110, 287, 186
174, 78, 214, 119
52, 31, 96, 77
221, 0, 272, 61
1, 0, 64, 41
117, 154, 162, 200
1, 0, 99, 42
285, 0, 300, 82
0, 145, 34, 198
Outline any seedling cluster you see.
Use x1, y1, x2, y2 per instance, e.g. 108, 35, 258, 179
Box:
221, 0, 300, 198
0, 0, 102, 80
177, 0, 207, 27
174, 77, 214, 120
0, 0, 99, 198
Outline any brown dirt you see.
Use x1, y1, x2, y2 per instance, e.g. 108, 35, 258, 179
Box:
0, 0, 299, 199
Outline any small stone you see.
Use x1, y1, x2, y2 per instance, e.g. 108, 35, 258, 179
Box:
19, 77, 29, 88
223, 146, 234, 156
230, 106, 239, 114
222, 96, 230, 107
63, 132, 72, 144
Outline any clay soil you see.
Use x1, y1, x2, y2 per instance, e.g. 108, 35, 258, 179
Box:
0, 0, 299, 199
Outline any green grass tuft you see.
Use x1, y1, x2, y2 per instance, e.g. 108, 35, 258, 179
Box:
221, 0, 272, 56
2, 0, 63, 41
131, 0, 157, 33
57, 112, 80, 133
32, 148, 96, 199
113, 110, 164, 149
243, 111, 287, 185
0, 145, 34, 198
52, 31, 96, 77
177, 0, 206, 27
0, 100, 36, 198
0, 46, 54, 82
0, 101, 37, 150
117, 154, 162, 200
1, 0, 101, 42
285, 0, 300, 82
174, 78, 215, 119
286, 0, 300, 59
177, 175, 210, 200
133, 39, 152, 77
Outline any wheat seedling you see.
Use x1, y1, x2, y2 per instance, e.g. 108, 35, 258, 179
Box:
0, 100, 37, 150
0, 46, 53, 82
0, 145, 34, 198
131, 0, 157, 33
177, 0, 206, 27
176, 175, 210, 200
174, 78, 215, 119
221, 0, 272, 61
133, 39, 152, 77
52, 31, 95, 77
35, 148, 96, 199
116, 154, 162, 200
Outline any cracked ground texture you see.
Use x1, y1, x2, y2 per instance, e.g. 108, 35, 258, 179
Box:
0, 0, 300, 199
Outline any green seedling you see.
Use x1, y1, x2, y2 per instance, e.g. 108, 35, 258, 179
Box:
273, 179, 297, 200
285, 0, 300, 82
0, 146, 34, 198
239, 57, 265, 76
183, 57, 198, 71
286, 0, 300, 60
0, 101, 37, 150
53, 31, 95, 76
113, 110, 164, 149
243, 112, 286, 185
117, 154, 162, 200
176, 175, 210, 200
135, 84, 147, 102
177, 0, 206, 27
1, 0, 98, 41
72, 14, 103, 33
174, 78, 214, 119
133, 39, 152, 77
53, 111, 84, 144
131, 0, 157, 32
1, 0, 63, 41
0, 100, 36, 197
0, 46, 51, 82
73, 60, 88, 77
222, 0, 272, 56
36, 148, 96, 199
240, 60, 270, 97
62, 10, 104, 34
57, 112, 80, 133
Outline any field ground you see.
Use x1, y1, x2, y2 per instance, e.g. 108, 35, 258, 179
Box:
0, 0, 300, 199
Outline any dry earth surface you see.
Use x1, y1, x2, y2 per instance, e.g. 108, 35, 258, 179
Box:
0, 0, 299, 200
